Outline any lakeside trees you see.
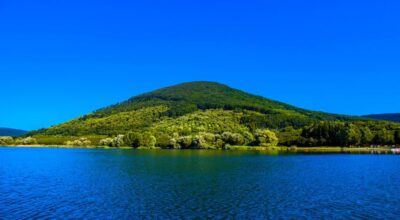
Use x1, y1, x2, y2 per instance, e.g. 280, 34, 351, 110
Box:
11, 108, 400, 148
22, 110, 400, 148
97, 127, 279, 149
278, 121, 399, 147
7, 121, 400, 148
26, 106, 400, 148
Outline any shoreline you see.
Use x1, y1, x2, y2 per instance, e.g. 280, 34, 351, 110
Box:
0, 145, 134, 149
0, 145, 398, 154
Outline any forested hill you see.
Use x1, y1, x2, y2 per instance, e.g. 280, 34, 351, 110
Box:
31, 81, 367, 137
363, 114, 400, 123
0, 128, 27, 137
94, 82, 359, 120
26, 82, 400, 148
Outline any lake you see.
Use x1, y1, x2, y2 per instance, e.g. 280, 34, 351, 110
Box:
1, 147, 399, 219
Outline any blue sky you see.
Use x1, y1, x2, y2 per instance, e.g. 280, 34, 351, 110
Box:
0, 0, 399, 130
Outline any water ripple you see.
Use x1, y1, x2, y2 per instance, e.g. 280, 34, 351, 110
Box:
1, 148, 400, 219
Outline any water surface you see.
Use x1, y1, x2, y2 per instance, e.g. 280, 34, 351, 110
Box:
1, 147, 399, 219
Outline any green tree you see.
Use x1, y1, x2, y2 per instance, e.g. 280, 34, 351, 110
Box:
254, 129, 279, 147
343, 124, 361, 147
373, 129, 394, 145
124, 132, 142, 148
140, 132, 156, 148
360, 127, 374, 146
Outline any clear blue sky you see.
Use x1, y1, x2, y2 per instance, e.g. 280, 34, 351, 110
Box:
0, 0, 399, 130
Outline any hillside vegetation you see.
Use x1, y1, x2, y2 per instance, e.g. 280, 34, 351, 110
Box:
25, 82, 400, 149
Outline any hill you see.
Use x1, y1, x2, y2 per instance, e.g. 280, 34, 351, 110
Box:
0, 128, 27, 137
28, 82, 399, 148
31, 81, 366, 136
363, 113, 400, 123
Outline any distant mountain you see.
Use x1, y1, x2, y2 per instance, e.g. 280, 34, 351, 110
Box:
363, 113, 400, 123
31, 81, 368, 137
0, 128, 28, 137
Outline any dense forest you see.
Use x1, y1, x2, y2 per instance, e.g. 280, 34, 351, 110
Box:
16, 82, 400, 148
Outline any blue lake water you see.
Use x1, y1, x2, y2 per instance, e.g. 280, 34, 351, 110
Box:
1, 147, 400, 219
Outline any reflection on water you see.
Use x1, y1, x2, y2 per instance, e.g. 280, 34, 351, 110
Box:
1, 148, 400, 219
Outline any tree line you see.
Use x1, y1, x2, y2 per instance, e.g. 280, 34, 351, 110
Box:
278, 121, 400, 147
97, 129, 279, 149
